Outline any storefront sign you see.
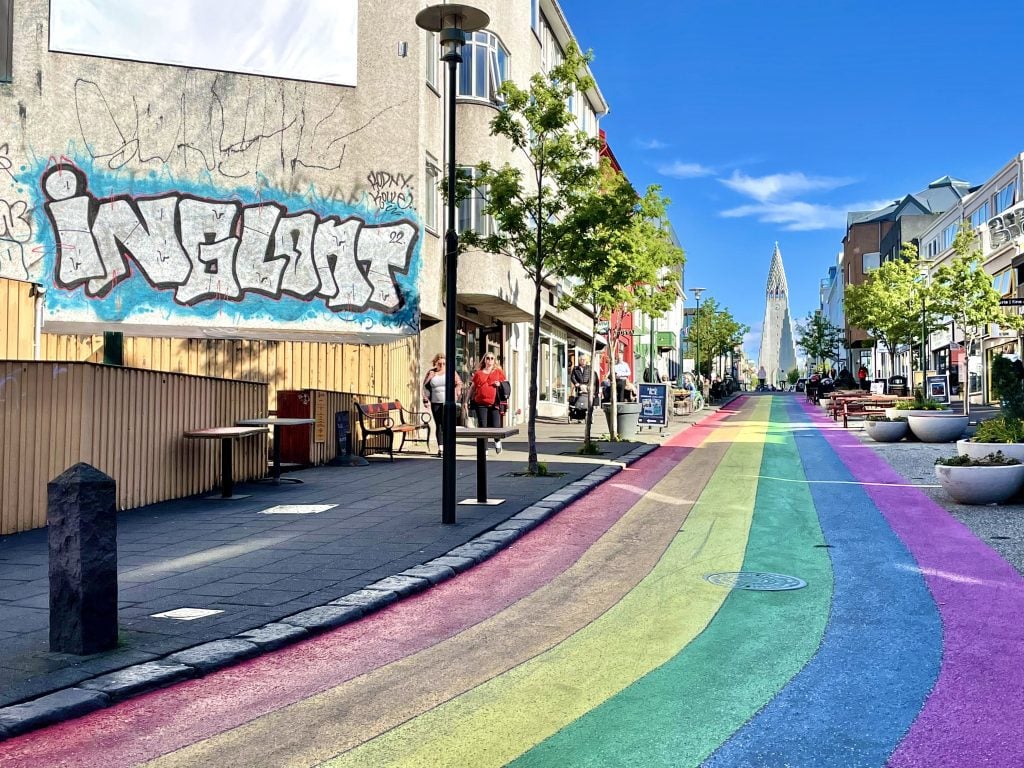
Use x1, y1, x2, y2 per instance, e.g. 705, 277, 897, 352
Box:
926, 374, 950, 404
637, 383, 668, 426
999, 298, 1024, 306
314, 391, 328, 443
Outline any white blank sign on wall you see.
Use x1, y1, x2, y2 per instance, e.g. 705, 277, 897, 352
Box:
49, 0, 358, 86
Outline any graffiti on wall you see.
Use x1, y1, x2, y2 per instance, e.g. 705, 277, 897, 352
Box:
989, 203, 1024, 249
27, 159, 421, 341
0, 143, 35, 281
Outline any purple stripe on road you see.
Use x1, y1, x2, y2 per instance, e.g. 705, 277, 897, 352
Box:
798, 400, 1024, 767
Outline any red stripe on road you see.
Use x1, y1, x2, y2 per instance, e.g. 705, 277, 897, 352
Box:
0, 404, 739, 768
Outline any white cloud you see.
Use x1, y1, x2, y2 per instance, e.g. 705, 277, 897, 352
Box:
720, 199, 895, 232
636, 138, 668, 150
720, 171, 855, 203
657, 161, 715, 179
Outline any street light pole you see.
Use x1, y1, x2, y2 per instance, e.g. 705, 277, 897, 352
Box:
416, 4, 490, 525
691, 287, 705, 390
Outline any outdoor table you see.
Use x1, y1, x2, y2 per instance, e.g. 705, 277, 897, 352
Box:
184, 426, 268, 499
455, 426, 520, 505
237, 417, 317, 485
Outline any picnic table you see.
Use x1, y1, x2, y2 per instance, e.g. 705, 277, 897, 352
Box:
237, 417, 317, 484
455, 426, 519, 505
184, 426, 268, 499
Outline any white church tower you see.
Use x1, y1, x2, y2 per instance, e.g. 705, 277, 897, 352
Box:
757, 243, 798, 385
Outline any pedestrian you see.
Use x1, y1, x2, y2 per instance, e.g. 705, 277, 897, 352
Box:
612, 352, 632, 402
467, 352, 507, 453
422, 353, 462, 456
757, 365, 767, 391
857, 365, 869, 391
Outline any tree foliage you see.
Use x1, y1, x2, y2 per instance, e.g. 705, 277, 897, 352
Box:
561, 158, 685, 440
796, 311, 844, 369
461, 43, 601, 470
687, 297, 747, 380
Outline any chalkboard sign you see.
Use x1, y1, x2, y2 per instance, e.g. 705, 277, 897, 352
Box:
638, 383, 668, 426
926, 374, 949, 404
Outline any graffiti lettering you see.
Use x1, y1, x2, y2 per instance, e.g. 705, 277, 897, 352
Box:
41, 164, 417, 312
366, 170, 415, 214
989, 204, 1024, 249
0, 143, 34, 280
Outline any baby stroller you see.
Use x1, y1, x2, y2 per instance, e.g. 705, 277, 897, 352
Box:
568, 385, 591, 423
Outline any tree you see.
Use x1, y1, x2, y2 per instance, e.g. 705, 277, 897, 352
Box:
796, 311, 844, 371
844, 243, 937, 376
787, 368, 800, 386
561, 159, 684, 442
931, 223, 1024, 415
688, 297, 747, 385
461, 43, 601, 472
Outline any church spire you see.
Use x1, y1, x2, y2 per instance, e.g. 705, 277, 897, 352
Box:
757, 243, 798, 385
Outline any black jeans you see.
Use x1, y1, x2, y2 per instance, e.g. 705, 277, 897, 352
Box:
430, 402, 445, 446
473, 403, 502, 429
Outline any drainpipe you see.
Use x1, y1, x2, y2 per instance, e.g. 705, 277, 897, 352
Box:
31, 283, 45, 360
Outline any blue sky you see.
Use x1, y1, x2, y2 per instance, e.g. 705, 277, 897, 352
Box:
560, 0, 1024, 358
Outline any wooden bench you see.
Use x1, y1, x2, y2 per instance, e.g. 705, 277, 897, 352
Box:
840, 398, 897, 428
354, 400, 430, 461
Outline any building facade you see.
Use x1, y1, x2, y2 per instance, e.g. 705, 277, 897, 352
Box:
0, 0, 608, 421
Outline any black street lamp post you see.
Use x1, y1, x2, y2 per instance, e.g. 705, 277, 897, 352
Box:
416, 4, 490, 525
691, 287, 705, 386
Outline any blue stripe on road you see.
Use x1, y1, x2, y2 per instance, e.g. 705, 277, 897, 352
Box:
702, 399, 942, 768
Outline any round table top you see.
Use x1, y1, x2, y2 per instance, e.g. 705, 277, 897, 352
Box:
237, 418, 317, 426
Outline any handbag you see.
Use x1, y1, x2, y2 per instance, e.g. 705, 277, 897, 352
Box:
498, 380, 511, 401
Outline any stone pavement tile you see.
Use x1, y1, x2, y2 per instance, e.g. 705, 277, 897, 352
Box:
0, 580, 48, 601
188, 581, 262, 597
167, 639, 259, 674
235, 623, 308, 652
2, 605, 48, 632
264, 576, 344, 595
10, 593, 49, 609
212, 570, 291, 585
0, 667, 94, 709
218, 589, 313, 607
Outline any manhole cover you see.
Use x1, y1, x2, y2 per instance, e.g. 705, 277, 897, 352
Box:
703, 572, 807, 591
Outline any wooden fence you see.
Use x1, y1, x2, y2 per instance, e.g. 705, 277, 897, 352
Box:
0, 361, 268, 534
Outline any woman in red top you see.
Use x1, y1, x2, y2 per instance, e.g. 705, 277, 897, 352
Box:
467, 353, 507, 453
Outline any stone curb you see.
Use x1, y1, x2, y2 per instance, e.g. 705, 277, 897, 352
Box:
0, 446, 656, 741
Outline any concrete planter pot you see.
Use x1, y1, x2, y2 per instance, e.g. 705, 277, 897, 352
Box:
907, 413, 968, 443
934, 463, 1024, 505
602, 402, 641, 440
956, 439, 1024, 463
864, 419, 909, 442
884, 407, 913, 420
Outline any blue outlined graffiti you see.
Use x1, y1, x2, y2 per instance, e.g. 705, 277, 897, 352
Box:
21, 155, 421, 337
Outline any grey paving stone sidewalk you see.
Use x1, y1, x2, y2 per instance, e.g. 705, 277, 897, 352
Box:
0, 406, 715, 711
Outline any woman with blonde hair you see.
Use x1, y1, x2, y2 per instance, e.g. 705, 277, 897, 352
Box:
422, 352, 462, 456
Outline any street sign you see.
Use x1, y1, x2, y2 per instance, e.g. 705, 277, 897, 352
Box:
999, 298, 1024, 306
637, 383, 668, 426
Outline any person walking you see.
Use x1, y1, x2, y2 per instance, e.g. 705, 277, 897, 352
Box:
467, 353, 507, 453
422, 353, 462, 456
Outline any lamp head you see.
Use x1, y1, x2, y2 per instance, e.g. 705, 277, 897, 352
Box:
690, 287, 706, 302
415, 4, 490, 62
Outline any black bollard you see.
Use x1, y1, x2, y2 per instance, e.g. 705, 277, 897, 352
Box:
48, 463, 118, 654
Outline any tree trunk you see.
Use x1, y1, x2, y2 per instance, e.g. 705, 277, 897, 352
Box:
527, 270, 543, 473
583, 309, 600, 447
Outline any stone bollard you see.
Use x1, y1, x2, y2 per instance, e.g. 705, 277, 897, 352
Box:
48, 463, 118, 654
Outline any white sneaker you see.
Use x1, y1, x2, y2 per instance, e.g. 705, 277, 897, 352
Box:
495, 440, 503, 454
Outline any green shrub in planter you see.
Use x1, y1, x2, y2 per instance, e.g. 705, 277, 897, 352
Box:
973, 416, 1024, 444
935, 451, 1020, 467
867, 415, 907, 422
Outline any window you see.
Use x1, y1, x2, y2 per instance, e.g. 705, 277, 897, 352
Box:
862, 251, 880, 272
1, 0, 12, 83
458, 30, 508, 101
995, 181, 1017, 213
457, 167, 492, 236
531, 0, 539, 33
993, 269, 1012, 296
941, 221, 959, 250
425, 31, 437, 90
969, 201, 990, 230
927, 239, 939, 258
424, 160, 439, 232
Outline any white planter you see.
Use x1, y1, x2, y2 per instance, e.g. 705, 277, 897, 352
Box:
934, 463, 1024, 505
956, 439, 1024, 463
884, 407, 912, 420
864, 419, 909, 442
907, 413, 968, 443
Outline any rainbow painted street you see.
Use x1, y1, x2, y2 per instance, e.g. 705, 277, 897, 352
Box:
4, 395, 1023, 768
